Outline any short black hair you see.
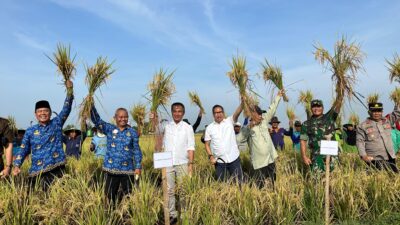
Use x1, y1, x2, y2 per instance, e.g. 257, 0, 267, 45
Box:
171, 102, 185, 113
212, 105, 224, 113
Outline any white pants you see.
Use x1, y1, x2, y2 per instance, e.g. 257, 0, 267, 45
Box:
166, 164, 188, 218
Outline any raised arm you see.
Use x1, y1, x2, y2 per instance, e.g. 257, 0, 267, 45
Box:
192, 111, 202, 133
90, 105, 111, 134
232, 104, 243, 123
57, 81, 74, 126
263, 91, 283, 122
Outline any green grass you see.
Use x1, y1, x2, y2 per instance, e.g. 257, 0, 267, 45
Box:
1, 135, 400, 224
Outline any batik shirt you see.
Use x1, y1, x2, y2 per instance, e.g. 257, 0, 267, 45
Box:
300, 108, 338, 160
14, 95, 73, 177
91, 106, 142, 175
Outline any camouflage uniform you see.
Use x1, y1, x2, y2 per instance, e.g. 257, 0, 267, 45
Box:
300, 108, 338, 171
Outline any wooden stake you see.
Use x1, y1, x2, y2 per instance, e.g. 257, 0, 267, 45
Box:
324, 155, 331, 225
153, 114, 170, 225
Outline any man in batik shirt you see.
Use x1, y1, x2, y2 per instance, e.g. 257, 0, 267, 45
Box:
91, 105, 142, 203
13, 81, 73, 191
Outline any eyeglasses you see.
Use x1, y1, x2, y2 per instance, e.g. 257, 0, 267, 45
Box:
213, 111, 224, 115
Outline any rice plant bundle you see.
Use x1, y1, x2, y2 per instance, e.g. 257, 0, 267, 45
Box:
148, 68, 175, 132
261, 59, 289, 102
298, 90, 313, 119
79, 57, 114, 132
314, 36, 365, 110
286, 107, 296, 121
48, 43, 76, 96
367, 93, 379, 104
130, 103, 146, 135
387, 53, 400, 84
348, 112, 359, 126
188, 91, 205, 114
7, 116, 17, 134
227, 55, 256, 117
390, 87, 400, 106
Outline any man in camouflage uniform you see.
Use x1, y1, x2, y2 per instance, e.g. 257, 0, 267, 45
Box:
300, 99, 341, 171
356, 102, 400, 172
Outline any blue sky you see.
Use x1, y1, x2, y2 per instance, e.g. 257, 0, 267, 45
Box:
1, 0, 400, 129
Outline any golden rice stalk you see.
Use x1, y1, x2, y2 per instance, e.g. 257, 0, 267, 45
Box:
348, 112, 359, 126
286, 107, 296, 121
261, 59, 288, 102
79, 57, 115, 132
387, 53, 400, 84
148, 68, 175, 133
367, 93, 379, 104
314, 36, 365, 111
298, 90, 313, 119
227, 55, 256, 117
48, 43, 76, 96
188, 91, 205, 114
130, 103, 146, 135
390, 87, 400, 106
7, 116, 17, 134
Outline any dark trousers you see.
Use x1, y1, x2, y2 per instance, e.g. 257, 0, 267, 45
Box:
29, 166, 65, 192
367, 158, 399, 173
215, 157, 243, 183
105, 172, 134, 203
254, 163, 276, 188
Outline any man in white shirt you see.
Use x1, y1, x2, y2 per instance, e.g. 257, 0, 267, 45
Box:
163, 102, 195, 222
204, 104, 243, 183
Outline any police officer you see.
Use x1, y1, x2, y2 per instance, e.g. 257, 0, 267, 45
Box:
356, 102, 400, 172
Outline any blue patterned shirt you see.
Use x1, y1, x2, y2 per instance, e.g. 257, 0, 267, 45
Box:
91, 106, 142, 175
14, 95, 73, 176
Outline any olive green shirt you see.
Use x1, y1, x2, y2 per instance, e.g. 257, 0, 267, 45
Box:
237, 96, 281, 170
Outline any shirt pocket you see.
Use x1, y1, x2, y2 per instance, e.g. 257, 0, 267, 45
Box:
366, 127, 377, 141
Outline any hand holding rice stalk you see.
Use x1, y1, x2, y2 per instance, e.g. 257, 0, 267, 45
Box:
387, 53, 400, 84
48, 43, 76, 96
130, 103, 146, 135
367, 93, 379, 104
227, 55, 256, 117
188, 91, 205, 114
79, 57, 114, 132
148, 68, 175, 133
261, 59, 289, 102
314, 36, 365, 112
298, 90, 313, 119
349, 112, 359, 126
390, 87, 400, 107
286, 107, 296, 121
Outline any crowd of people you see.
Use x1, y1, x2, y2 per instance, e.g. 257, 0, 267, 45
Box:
1, 81, 400, 224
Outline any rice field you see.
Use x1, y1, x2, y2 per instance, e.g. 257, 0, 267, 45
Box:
1, 135, 400, 225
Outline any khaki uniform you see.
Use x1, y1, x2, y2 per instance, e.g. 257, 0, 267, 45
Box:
356, 106, 400, 160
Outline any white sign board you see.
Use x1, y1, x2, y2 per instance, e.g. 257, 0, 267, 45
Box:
320, 140, 339, 156
154, 152, 173, 169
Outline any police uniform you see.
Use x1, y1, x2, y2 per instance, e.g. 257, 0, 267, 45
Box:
356, 103, 400, 172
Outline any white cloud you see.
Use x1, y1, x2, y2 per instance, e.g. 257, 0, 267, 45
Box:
13, 32, 50, 52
